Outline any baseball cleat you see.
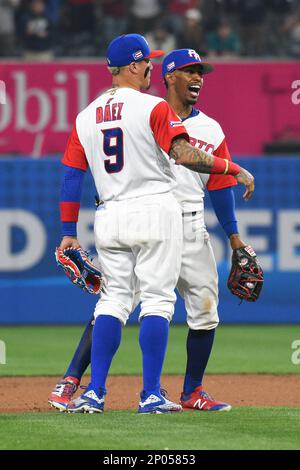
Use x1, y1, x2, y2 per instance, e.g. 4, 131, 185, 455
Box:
48, 376, 80, 411
180, 386, 232, 412
66, 388, 105, 414
138, 389, 182, 414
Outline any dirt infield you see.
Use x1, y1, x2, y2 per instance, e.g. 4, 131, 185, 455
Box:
1, 375, 299, 413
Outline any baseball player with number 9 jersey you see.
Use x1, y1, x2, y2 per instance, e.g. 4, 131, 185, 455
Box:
49, 40, 257, 414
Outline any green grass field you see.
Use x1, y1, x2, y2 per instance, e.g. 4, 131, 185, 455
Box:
0, 325, 299, 450
0, 408, 300, 450
0, 324, 299, 376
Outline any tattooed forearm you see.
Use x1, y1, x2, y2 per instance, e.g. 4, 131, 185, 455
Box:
182, 163, 214, 173
170, 138, 215, 174
169, 138, 255, 200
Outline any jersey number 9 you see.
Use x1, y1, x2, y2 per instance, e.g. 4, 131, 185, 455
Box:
102, 127, 124, 173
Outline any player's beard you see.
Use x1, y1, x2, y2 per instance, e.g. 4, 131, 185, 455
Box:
186, 86, 202, 105
187, 97, 198, 105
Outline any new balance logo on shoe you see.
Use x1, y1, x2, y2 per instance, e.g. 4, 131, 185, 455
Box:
193, 399, 207, 410
180, 387, 232, 412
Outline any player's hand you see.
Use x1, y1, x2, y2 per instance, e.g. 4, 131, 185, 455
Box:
234, 167, 254, 201
59, 236, 80, 251
229, 234, 246, 250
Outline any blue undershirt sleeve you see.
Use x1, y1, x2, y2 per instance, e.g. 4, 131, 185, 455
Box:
208, 187, 238, 238
60, 165, 85, 237
60, 165, 85, 202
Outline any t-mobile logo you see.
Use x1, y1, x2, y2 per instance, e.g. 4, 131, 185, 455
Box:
291, 80, 300, 105
188, 50, 200, 61
0, 80, 6, 104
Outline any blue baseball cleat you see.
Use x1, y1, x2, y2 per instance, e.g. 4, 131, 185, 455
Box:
138, 389, 182, 414
66, 388, 105, 414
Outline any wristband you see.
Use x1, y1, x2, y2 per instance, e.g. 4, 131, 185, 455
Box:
227, 160, 240, 176
60, 201, 80, 222
62, 221, 77, 237
211, 156, 240, 175
211, 156, 226, 174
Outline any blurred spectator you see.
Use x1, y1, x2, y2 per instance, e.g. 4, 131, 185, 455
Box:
145, 21, 176, 55
207, 17, 240, 57
19, 0, 54, 60
282, 6, 300, 57
100, 0, 128, 52
258, 1, 292, 56
266, 0, 293, 14
2, 0, 300, 59
236, 0, 268, 23
177, 8, 206, 54
46, 0, 60, 25
200, 0, 234, 30
66, 0, 95, 35
59, 0, 96, 56
167, 0, 201, 35
236, 0, 267, 55
0, 0, 19, 56
129, 0, 163, 34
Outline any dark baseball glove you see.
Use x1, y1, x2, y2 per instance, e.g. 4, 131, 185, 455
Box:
227, 245, 263, 302
55, 247, 103, 295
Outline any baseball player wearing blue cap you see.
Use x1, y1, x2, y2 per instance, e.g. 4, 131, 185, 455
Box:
107, 33, 164, 67
162, 49, 239, 411
161, 48, 214, 76
161, 49, 260, 411
49, 40, 255, 413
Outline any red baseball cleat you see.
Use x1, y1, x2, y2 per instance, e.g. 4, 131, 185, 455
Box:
48, 376, 80, 411
180, 386, 231, 412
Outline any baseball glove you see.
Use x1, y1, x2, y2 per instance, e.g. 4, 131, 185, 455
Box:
227, 245, 263, 302
55, 247, 103, 295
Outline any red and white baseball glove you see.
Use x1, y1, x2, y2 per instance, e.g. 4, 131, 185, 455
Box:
55, 247, 103, 295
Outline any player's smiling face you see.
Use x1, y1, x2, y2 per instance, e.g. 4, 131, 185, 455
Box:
174, 65, 203, 105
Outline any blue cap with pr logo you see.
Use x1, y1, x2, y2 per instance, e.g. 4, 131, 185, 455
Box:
162, 49, 213, 78
107, 34, 165, 67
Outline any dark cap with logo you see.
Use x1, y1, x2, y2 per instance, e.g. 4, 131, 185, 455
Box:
107, 33, 165, 68
162, 49, 213, 77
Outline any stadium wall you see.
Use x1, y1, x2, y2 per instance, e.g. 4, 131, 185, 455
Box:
0, 61, 299, 156
0, 157, 299, 324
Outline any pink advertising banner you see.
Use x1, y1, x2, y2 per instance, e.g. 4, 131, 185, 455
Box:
0, 61, 299, 156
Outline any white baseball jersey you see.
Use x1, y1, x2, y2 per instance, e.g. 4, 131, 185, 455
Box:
63, 87, 188, 201
173, 108, 237, 330
62, 86, 188, 325
171, 108, 237, 213
126, 108, 238, 330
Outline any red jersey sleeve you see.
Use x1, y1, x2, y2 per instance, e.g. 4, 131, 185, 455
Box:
62, 125, 89, 171
207, 139, 238, 191
150, 101, 189, 154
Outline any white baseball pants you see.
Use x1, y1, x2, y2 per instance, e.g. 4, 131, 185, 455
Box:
93, 193, 183, 325
176, 211, 219, 330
